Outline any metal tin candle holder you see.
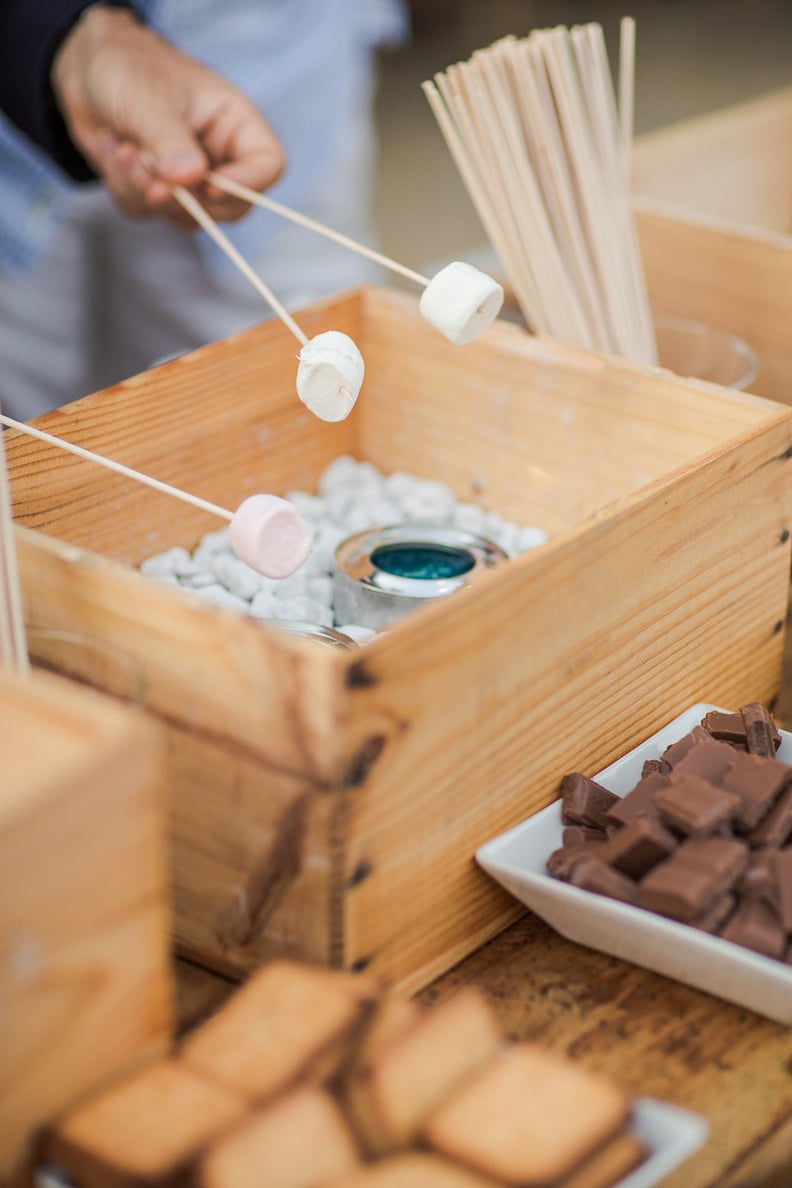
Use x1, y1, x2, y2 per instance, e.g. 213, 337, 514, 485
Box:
333, 523, 508, 631
262, 621, 358, 649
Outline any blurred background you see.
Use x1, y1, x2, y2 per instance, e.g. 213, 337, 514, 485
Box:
372, 0, 792, 269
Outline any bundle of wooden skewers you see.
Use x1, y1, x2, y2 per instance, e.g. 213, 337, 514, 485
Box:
423, 18, 658, 366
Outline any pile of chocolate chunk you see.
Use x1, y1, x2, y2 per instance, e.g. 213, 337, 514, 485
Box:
549, 702, 792, 962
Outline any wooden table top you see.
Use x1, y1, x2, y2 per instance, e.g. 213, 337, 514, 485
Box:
175, 630, 792, 1188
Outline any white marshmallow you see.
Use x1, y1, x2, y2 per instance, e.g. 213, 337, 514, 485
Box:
229, 494, 313, 579
419, 261, 504, 346
296, 331, 365, 422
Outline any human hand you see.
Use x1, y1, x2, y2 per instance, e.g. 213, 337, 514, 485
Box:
51, 5, 285, 225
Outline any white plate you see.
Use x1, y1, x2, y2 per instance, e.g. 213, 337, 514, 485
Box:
477, 703, 792, 1024
617, 1098, 707, 1188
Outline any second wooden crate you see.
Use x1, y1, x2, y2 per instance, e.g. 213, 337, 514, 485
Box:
633, 87, 792, 404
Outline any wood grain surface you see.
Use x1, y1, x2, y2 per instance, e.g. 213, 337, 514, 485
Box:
173, 610, 792, 1187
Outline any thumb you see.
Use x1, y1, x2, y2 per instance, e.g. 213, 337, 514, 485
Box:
131, 102, 208, 185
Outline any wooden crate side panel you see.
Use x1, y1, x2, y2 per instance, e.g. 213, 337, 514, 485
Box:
0, 687, 172, 1179
356, 288, 771, 534
338, 417, 792, 990
164, 722, 339, 977
636, 201, 792, 405
5, 292, 363, 565
16, 527, 347, 780
633, 88, 792, 231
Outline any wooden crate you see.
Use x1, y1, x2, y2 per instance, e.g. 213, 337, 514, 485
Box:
6, 286, 792, 995
632, 88, 792, 404
0, 667, 172, 1183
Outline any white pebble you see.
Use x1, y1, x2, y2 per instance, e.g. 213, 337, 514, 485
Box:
382, 470, 417, 500
324, 485, 362, 525
197, 584, 250, 612
419, 261, 504, 346
296, 331, 364, 422
272, 569, 309, 600
304, 524, 349, 577
140, 547, 190, 578
516, 525, 549, 551
346, 460, 384, 490
307, 575, 334, 605
211, 553, 262, 601
179, 569, 217, 589
270, 596, 334, 627
397, 479, 457, 523
248, 588, 277, 618
150, 572, 182, 587
344, 498, 399, 533
195, 526, 231, 556
337, 624, 377, 644
285, 491, 327, 522
317, 454, 361, 495
452, 502, 487, 534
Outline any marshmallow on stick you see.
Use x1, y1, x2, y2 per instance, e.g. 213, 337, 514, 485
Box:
206, 173, 504, 346
419, 261, 504, 345
0, 415, 312, 579
171, 185, 365, 421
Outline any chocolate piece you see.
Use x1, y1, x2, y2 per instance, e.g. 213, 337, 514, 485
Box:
738, 850, 780, 907
604, 817, 677, 880
720, 898, 786, 959
777, 849, 792, 932
568, 857, 638, 905
739, 702, 781, 757
655, 774, 740, 836
750, 784, 792, 848
605, 772, 667, 830
641, 758, 670, 777
722, 751, 791, 831
562, 825, 607, 847
675, 836, 749, 894
700, 710, 748, 749
672, 737, 735, 784
547, 843, 605, 881
638, 856, 722, 922
560, 774, 619, 830
690, 893, 736, 934
661, 726, 711, 768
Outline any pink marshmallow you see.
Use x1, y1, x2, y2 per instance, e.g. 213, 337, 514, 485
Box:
229, 494, 312, 579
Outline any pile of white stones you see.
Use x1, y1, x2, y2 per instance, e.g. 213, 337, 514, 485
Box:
139, 456, 548, 644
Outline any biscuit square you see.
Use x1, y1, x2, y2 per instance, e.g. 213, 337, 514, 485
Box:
423, 1044, 629, 1186
198, 1086, 360, 1188
180, 960, 379, 1100
42, 1061, 247, 1187
341, 987, 502, 1155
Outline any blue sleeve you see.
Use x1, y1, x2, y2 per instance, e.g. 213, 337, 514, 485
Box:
0, 1, 145, 181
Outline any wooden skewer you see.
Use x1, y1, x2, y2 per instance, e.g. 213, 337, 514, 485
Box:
171, 185, 309, 347
206, 172, 431, 289
619, 16, 636, 179
0, 415, 235, 524
0, 422, 30, 673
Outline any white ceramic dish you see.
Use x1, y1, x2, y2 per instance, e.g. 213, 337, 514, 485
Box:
616, 1098, 707, 1188
477, 703, 792, 1024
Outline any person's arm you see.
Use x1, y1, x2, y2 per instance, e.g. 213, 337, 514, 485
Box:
0, 1, 143, 180
0, 2, 285, 224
